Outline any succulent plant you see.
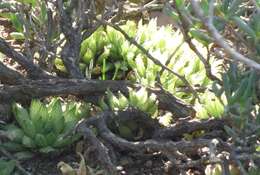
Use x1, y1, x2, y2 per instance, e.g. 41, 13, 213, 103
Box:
1, 98, 90, 153
103, 88, 158, 117
76, 21, 137, 80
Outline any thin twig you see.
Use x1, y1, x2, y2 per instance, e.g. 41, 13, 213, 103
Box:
0, 37, 52, 79
175, 4, 222, 84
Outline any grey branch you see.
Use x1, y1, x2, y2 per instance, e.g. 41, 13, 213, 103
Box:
0, 78, 194, 117
0, 62, 25, 84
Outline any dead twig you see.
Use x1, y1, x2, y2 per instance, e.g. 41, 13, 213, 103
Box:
153, 118, 228, 139
0, 38, 53, 79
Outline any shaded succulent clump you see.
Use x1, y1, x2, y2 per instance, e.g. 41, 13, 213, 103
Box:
1, 99, 90, 154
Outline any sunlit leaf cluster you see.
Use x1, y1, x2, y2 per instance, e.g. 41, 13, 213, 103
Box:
100, 88, 158, 117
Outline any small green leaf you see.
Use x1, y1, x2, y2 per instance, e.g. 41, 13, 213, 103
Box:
256, 145, 260, 152
222, 0, 231, 14
224, 125, 238, 138
200, 0, 209, 14
53, 135, 81, 148
16, 0, 37, 6
223, 74, 231, 98
0, 160, 16, 175
48, 98, 64, 134
228, 78, 248, 104
1, 142, 25, 152
45, 132, 58, 146
98, 98, 109, 110
175, 0, 184, 9
82, 49, 94, 64
22, 135, 36, 148
3, 124, 24, 143
30, 100, 45, 133
135, 56, 146, 77
107, 90, 119, 110
39, 146, 56, 153
118, 92, 129, 110
228, 0, 243, 17
13, 103, 36, 138
163, 3, 179, 22
39, 1, 47, 24
10, 13, 23, 32
189, 28, 213, 45
232, 16, 256, 39
34, 134, 48, 147
9, 32, 25, 40
118, 125, 133, 140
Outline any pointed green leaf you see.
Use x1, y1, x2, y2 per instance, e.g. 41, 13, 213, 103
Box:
13, 104, 36, 138
45, 132, 58, 146
53, 134, 81, 148
228, 0, 243, 17
39, 146, 56, 153
189, 28, 213, 45
22, 135, 36, 148
30, 100, 45, 133
34, 134, 48, 147
48, 98, 64, 134
232, 16, 256, 39
0, 160, 16, 175
3, 124, 24, 143
0, 142, 26, 152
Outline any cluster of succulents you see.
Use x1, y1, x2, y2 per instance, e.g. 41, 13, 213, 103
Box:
1, 99, 90, 153
55, 18, 224, 119
55, 21, 137, 80
100, 88, 158, 117
125, 19, 224, 118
